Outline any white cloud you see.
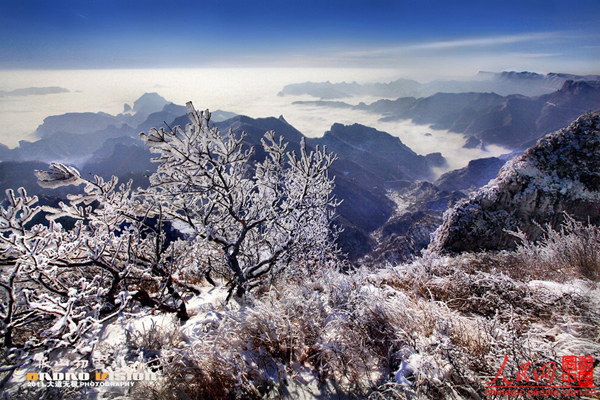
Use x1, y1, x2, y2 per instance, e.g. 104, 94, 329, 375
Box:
338, 31, 567, 58
511, 53, 562, 58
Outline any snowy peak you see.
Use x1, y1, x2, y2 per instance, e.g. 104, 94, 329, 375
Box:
430, 111, 600, 253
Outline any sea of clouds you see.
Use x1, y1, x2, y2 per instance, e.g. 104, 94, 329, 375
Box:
0, 68, 510, 176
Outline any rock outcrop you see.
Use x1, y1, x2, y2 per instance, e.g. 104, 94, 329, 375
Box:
430, 111, 600, 253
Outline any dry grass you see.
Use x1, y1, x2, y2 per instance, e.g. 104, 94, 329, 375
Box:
511, 213, 600, 281
132, 344, 255, 399
125, 317, 184, 372
131, 239, 600, 399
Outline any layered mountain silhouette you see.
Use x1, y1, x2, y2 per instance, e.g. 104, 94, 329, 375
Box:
36, 111, 127, 137
0, 86, 69, 98
3, 85, 600, 262
0, 95, 444, 260
310, 123, 438, 182
209, 116, 439, 259
296, 79, 600, 149
0, 94, 237, 164
279, 71, 600, 99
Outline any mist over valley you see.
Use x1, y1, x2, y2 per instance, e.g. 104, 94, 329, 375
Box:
2, 68, 599, 262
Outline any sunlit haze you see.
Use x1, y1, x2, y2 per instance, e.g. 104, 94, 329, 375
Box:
1, 0, 599, 173
0, 68, 512, 174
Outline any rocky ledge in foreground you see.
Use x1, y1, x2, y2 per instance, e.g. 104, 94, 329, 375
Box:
430, 111, 600, 253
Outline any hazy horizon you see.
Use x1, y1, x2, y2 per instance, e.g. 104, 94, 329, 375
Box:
0, 67, 514, 177
2, 0, 599, 176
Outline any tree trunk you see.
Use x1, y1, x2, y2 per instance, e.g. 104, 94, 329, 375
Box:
228, 256, 247, 297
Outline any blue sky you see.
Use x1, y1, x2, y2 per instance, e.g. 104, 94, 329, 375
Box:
1, 0, 599, 75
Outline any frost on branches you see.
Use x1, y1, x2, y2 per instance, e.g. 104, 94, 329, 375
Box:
0, 102, 338, 381
140, 102, 339, 297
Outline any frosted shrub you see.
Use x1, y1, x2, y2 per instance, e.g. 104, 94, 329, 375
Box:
128, 253, 600, 399
511, 213, 600, 280
369, 255, 599, 399
140, 102, 339, 298
0, 175, 164, 383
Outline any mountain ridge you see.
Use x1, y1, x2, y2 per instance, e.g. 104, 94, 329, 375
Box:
296, 80, 600, 149
279, 71, 600, 99
430, 111, 600, 253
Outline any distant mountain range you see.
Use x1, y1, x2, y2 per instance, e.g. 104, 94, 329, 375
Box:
294, 79, 600, 149
279, 71, 600, 99
0, 93, 447, 259
0, 86, 70, 97
0, 93, 238, 164
210, 116, 446, 259
3, 76, 600, 262
0, 93, 454, 260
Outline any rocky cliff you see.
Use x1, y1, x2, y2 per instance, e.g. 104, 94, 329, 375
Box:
430, 111, 600, 253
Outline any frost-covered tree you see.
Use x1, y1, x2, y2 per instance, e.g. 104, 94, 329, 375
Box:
0, 168, 188, 375
140, 102, 339, 297
0, 102, 338, 379
0, 184, 134, 382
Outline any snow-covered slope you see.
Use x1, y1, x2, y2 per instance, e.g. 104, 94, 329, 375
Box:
430, 111, 600, 253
